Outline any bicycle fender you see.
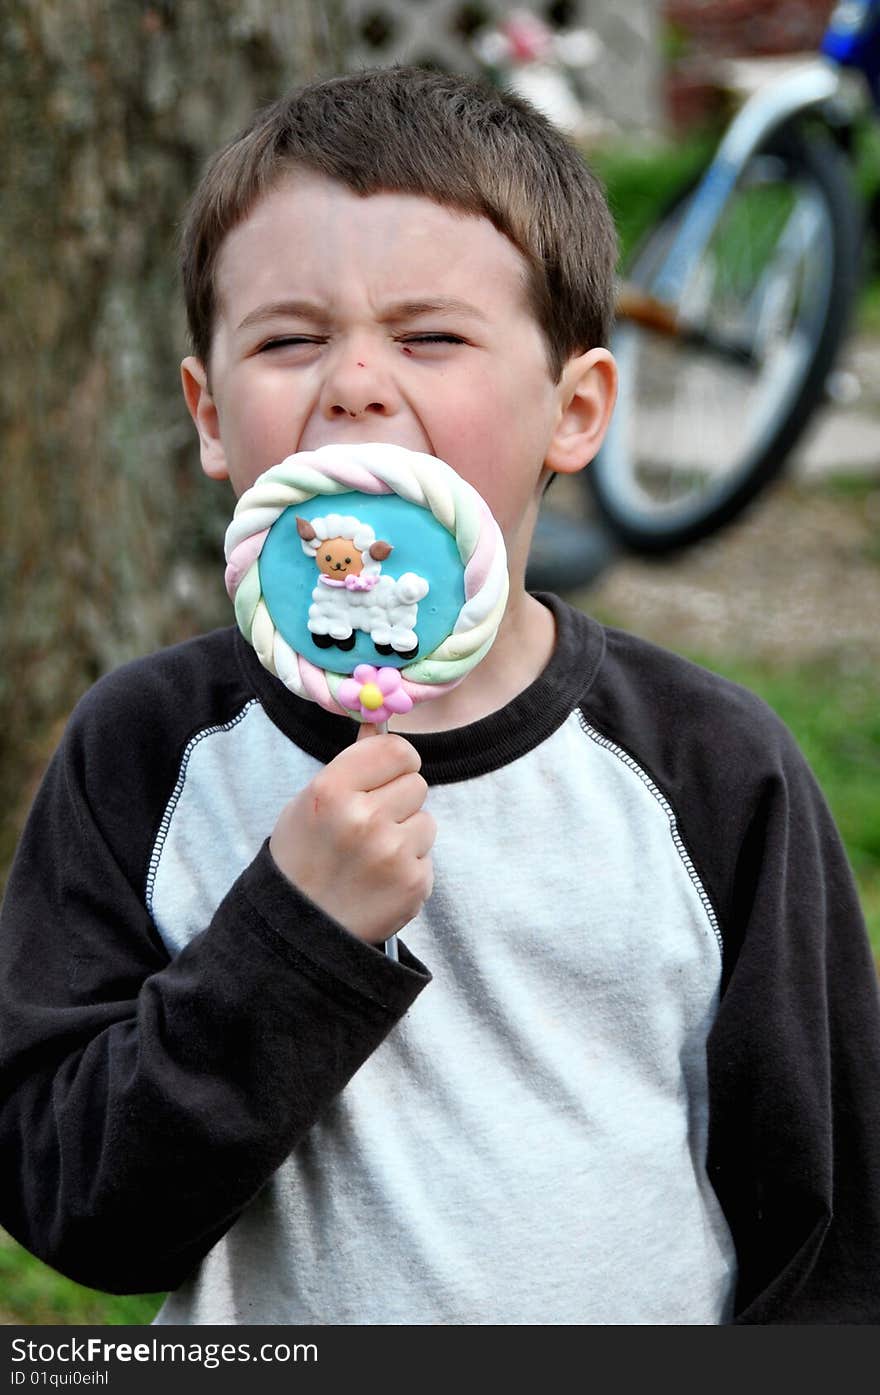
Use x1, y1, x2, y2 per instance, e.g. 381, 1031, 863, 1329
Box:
715, 61, 841, 166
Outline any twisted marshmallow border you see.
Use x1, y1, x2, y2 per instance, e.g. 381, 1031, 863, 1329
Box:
224, 443, 509, 719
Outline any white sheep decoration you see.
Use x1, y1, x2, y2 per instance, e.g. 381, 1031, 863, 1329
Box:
296, 513, 430, 659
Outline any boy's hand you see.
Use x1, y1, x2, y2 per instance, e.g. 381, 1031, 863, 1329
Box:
269, 725, 435, 945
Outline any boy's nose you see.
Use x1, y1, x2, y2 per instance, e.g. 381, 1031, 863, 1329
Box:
318, 346, 399, 421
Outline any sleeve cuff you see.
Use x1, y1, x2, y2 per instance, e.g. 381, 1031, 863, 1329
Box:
230, 840, 431, 1014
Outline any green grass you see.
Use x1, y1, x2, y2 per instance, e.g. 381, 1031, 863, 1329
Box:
857, 279, 880, 335
0, 1228, 164, 1324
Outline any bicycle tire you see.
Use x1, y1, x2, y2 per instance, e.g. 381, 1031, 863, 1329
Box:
587, 123, 862, 554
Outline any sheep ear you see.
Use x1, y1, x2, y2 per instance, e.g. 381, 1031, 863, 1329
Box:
370, 540, 393, 561
296, 516, 317, 542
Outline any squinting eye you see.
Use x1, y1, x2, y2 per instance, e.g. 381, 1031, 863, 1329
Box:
259, 336, 321, 352
403, 334, 465, 345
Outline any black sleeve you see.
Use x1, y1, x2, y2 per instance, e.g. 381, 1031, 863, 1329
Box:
702, 719, 880, 1323
587, 627, 880, 1324
0, 689, 430, 1296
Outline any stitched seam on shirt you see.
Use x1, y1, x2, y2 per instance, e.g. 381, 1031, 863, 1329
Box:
144, 700, 260, 915
576, 713, 724, 957
244, 899, 400, 1016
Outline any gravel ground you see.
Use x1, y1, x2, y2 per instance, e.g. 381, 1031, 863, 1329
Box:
564, 334, 880, 669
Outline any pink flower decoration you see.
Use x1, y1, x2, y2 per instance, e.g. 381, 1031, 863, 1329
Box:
337, 664, 414, 724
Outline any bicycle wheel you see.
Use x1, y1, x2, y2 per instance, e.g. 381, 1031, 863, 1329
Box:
587, 124, 862, 554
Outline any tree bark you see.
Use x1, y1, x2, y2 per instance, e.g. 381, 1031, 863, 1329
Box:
0, 0, 349, 881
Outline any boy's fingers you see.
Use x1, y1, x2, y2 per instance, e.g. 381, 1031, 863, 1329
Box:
356, 721, 380, 742
405, 809, 436, 859
374, 771, 429, 824
338, 730, 421, 792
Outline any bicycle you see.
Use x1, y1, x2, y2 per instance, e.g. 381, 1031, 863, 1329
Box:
576, 0, 880, 558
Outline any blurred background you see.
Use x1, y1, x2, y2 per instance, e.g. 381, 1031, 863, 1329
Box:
1, 0, 878, 1324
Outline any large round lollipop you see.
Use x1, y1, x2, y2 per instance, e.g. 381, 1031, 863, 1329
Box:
224, 442, 509, 724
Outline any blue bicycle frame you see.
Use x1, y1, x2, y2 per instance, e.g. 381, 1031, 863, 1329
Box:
649, 0, 880, 306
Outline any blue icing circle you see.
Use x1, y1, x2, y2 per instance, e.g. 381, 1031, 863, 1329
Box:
258, 492, 466, 674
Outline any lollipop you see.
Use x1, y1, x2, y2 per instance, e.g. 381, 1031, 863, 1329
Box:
224, 443, 509, 961
223, 442, 509, 725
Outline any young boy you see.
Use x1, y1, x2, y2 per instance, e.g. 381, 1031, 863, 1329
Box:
1, 66, 878, 1326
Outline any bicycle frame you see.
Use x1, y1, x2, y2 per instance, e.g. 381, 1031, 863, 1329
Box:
627, 0, 880, 316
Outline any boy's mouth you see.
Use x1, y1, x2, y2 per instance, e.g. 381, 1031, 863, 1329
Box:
298, 429, 434, 457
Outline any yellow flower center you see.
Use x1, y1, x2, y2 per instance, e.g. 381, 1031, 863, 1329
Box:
359, 682, 384, 711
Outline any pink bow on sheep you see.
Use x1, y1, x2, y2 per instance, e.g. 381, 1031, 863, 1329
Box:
318, 572, 380, 591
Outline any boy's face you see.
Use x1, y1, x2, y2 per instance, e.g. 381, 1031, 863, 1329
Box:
183, 173, 613, 569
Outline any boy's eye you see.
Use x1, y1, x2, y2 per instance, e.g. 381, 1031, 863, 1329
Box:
258, 336, 321, 352
399, 333, 465, 346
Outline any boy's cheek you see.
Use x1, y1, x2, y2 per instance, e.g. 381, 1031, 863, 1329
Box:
220, 388, 308, 476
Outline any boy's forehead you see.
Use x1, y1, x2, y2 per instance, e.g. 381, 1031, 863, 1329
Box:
213, 174, 532, 319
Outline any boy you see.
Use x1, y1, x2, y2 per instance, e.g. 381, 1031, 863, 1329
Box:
1, 66, 878, 1325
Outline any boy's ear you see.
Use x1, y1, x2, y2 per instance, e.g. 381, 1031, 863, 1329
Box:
544, 347, 618, 477
180, 356, 229, 481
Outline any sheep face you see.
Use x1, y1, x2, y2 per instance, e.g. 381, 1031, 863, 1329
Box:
315, 536, 364, 580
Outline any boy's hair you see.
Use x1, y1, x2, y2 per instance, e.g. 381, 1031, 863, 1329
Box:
180, 65, 618, 381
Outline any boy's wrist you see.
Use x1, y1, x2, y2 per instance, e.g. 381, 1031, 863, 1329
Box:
234, 840, 432, 1006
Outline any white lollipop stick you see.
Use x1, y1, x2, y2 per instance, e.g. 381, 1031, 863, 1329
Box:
375, 718, 401, 961
357, 718, 399, 961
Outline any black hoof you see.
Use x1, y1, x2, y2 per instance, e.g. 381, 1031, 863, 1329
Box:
375, 640, 418, 660
337, 634, 356, 652
312, 634, 333, 649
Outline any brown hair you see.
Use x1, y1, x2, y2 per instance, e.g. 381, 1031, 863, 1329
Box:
180, 65, 618, 380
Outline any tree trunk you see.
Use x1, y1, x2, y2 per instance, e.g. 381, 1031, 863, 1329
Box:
0, 0, 350, 881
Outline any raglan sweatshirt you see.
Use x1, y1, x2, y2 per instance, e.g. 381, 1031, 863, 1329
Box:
0, 594, 878, 1323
